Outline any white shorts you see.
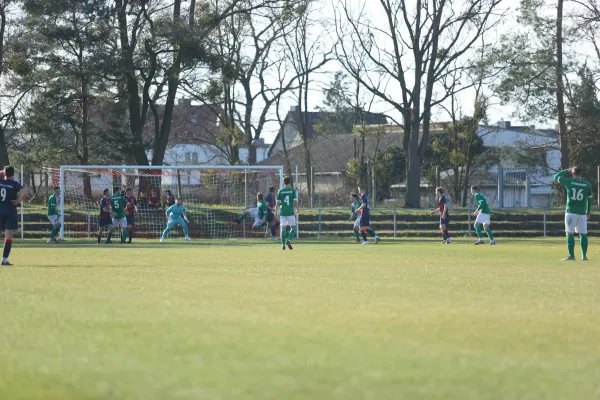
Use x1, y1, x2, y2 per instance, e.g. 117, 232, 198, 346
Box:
475, 213, 491, 225
48, 215, 59, 226
353, 216, 361, 228
565, 213, 587, 234
112, 217, 127, 229
280, 215, 296, 227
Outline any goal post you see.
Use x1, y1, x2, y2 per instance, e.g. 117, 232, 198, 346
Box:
58, 165, 284, 240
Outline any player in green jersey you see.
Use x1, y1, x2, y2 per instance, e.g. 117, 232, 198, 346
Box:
471, 186, 496, 245
554, 167, 593, 261
109, 187, 128, 244
349, 193, 362, 243
46, 186, 61, 244
275, 176, 298, 250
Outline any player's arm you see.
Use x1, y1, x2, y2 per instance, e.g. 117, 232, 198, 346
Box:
474, 194, 484, 214
12, 186, 29, 205
274, 199, 280, 218
429, 206, 440, 216
294, 199, 299, 215
553, 169, 571, 185
587, 186, 593, 219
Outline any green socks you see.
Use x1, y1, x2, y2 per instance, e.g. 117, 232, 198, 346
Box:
567, 234, 575, 258
484, 227, 494, 241
580, 234, 588, 258
50, 226, 60, 239
474, 224, 483, 239
239, 214, 247, 222
288, 227, 296, 241
281, 227, 288, 245
353, 229, 360, 240
368, 229, 377, 237
121, 230, 127, 242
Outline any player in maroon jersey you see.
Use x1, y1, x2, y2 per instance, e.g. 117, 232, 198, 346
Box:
125, 188, 138, 244
429, 187, 451, 244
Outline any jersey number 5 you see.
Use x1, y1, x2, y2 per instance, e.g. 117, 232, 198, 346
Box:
571, 188, 585, 201
113, 200, 120, 209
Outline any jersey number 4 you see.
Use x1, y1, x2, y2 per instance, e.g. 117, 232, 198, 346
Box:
571, 188, 585, 201
283, 196, 290, 205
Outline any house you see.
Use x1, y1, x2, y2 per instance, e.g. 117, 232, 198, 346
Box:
145, 100, 269, 167
268, 106, 388, 157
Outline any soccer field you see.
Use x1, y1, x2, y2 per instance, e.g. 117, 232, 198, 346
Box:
0, 239, 599, 400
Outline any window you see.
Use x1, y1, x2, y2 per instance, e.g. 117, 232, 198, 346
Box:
192, 152, 199, 163
185, 152, 191, 163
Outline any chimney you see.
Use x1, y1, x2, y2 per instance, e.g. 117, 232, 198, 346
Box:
178, 98, 192, 106
290, 105, 299, 113
503, 121, 511, 129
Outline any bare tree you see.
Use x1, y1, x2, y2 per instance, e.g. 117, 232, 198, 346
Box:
335, 0, 503, 207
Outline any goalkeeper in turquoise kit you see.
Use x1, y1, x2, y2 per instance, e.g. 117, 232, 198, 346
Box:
554, 167, 593, 261
160, 199, 191, 242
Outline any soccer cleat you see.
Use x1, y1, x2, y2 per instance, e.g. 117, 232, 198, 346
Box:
562, 256, 575, 261
281, 245, 286, 250
582, 256, 589, 261
362, 241, 369, 245
375, 236, 380, 244
446, 238, 452, 244
1, 261, 13, 266
441, 240, 447, 244
286, 240, 293, 250
489, 240, 496, 245
356, 239, 361, 243
272, 236, 277, 241
474, 240, 484, 245
160, 237, 165, 243
47, 239, 53, 244
105, 240, 113, 244
185, 236, 192, 241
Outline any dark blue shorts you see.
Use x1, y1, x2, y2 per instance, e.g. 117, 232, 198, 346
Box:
267, 212, 275, 223
0, 211, 18, 230
126, 215, 135, 225
99, 217, 112, 227
440, 216, 449, 226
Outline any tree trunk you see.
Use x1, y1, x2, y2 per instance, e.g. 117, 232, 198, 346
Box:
0, 128, 9, 166
405, 106, 422, 208
81, 79, 92, 198
556, 0, 569, 170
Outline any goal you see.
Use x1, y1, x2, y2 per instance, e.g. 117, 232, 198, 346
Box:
58, 165, 284, 240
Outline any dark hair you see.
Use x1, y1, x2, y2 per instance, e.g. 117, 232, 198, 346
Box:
257, 192, 264, 201
283, 176, 292, 185
269, 186, 275, 193
113, 187, 120, 194
54, 186, 61, 191
4, 165, 14, 178
572, 166, 582, 176
165, 189, 172, 194
351, 193, 359, 199
103, 188, 110, 196
126, 187, 132, 192
436, 187, 444, 194
471, 185, 479, 192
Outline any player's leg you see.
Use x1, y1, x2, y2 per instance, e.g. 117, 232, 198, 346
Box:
127, 215, 135, 243
576, 214, 589, 260
120, 218, 127, 244
267, 214, 277, 239
564, 213, 575, 260
483, 215, 495, 244
360, 226, 369, 244
180, 218, 191, 241
48, 216, 61, 243
285, 216, 296, 250
235, 209, 250, 224
439, 222, 447, 243
279, 216, 288, 249
161, 219, 175, 241
2, 214, 16, 265
352, 217, 361, 242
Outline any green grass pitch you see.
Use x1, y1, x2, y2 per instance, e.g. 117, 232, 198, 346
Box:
0, 238, 599, 400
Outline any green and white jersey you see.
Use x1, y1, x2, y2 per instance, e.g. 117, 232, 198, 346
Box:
350, 200, 361, 219
555, 169, 593, 215
47, 194, 58, 216
257, 200, 269, 219
474, 192, 491, 214
109, 194, 127, 219
276, 186, 297, 217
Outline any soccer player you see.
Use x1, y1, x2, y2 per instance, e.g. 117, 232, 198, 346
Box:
97, 188, 114, 244
554, 167, 593, 261
430, 187, 451, 244
256, 192, 277, 239
348, 193, 362, 243
265, 186, 276, 211
47, 186, 61, 244
355, 186, 380, 244
0, 166, 27, 265
124, 188, 138, 244
160, 199, 191, 242
109, 187, 128, 244
471, 186, 496, 245
275, 176, 298, 250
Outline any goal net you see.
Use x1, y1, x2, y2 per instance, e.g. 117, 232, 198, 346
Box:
58, 165, 284, 240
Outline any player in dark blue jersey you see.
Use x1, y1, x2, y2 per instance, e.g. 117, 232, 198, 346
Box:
0, 166, 26, 265
430, 187, 451, 244
355, 186, 380, 244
